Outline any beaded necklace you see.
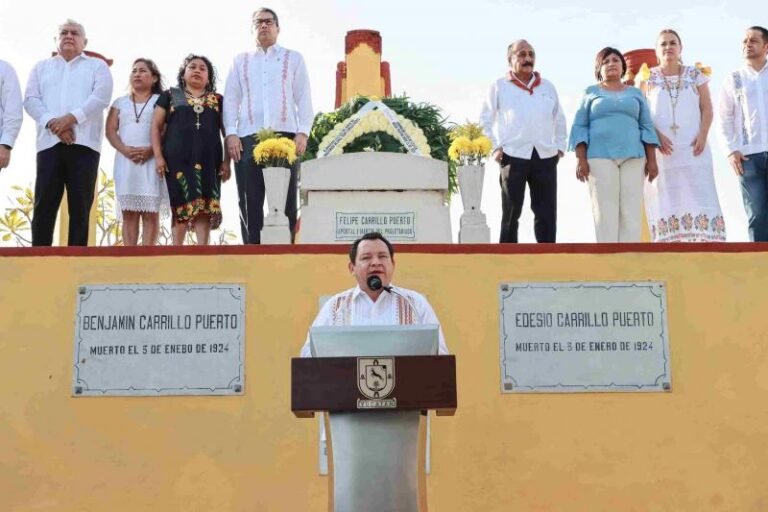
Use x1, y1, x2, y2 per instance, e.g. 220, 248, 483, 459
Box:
660, 65, 683, 136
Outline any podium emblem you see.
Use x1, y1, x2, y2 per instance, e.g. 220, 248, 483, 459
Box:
357, 358, 397, 409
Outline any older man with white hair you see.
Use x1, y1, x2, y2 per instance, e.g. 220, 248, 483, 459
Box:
481, 39, 566, 244
24, 19, 113, 246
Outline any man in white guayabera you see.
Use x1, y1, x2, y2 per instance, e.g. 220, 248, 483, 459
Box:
24, 19, 113, 246
719, 26, 768, 241
223, 7, 313, 244
480, 39, 566, 244
300, 232, 448, 357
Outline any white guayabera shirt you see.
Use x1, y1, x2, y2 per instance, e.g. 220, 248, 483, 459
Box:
0, 60, 23, 148
719, 61, 768, 156
23, 53, 113, 154
480, 74, 567, 160
300, 285, 449, 357
223, 44, 314, 137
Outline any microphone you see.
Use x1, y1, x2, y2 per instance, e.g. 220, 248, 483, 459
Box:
366, 275, 415, 309
367, 275, 385, 291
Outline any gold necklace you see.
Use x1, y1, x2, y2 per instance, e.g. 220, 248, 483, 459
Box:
660, 66, 683, 135
185, 90, 206, 130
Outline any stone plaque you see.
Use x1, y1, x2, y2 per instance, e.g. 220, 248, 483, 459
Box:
499, 281, 670, 393
335, 212, 416, 241
73, 284, 245, 396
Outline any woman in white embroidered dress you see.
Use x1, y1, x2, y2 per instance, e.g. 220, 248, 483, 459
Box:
642, 29, 726, 242
106, 58, 168, 245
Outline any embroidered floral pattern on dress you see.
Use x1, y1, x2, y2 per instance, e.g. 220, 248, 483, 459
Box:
647, 66, 701, 96
652, 213, 726, 242
694, 213, 709, 231
173, 197, 223, 230
185, 93, 220, 112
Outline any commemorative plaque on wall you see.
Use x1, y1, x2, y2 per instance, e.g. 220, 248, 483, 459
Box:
72, 284, 245, 397
499, 281, 670, 393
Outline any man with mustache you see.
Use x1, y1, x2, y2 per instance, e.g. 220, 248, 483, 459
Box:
223, 7, 313, 244
480, 39, 566, 243
24, 19, 113, 246
719, 26, 768, 241
300, 232, 448, 357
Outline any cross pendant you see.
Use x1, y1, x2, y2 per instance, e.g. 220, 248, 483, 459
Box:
670, 123, 679, 136
195, 120, 201, 130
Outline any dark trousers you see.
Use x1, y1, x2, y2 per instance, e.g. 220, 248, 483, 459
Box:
739, 151, 768, 242
499, 149, 557, 243
32, 143, 100, 246
234, 133, 299, 244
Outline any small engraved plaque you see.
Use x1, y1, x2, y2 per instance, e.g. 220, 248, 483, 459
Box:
335, 212, 416, 241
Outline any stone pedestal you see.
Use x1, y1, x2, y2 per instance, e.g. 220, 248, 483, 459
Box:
457, 165, 490, 243
300, 153, 452, 243
260, 166, 292, 245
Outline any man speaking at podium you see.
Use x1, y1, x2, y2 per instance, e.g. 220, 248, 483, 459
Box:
300, 232, 448, 357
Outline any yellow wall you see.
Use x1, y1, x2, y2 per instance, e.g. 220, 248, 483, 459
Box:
345, 44, 384, 100
2, 248, 768, 511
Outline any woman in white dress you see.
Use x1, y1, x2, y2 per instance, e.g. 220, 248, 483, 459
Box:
106, 58, 167, 245
642, 29, 726, 242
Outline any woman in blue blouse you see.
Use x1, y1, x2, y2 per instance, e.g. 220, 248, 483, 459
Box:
569, 47, 660, 242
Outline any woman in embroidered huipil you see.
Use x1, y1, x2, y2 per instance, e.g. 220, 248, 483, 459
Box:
641, 29, 726, 242
151, 54, 231, 245
569, 47, 660, 243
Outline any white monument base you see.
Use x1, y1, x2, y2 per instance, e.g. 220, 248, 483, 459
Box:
457, 164, 490, 243
261, 166, 292, 245
300, 153, 452, 244
459, 213, 491, 243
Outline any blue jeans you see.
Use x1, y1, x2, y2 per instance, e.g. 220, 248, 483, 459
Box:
740, 152, 768, 241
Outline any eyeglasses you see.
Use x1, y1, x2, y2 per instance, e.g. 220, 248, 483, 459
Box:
253, 18, 275, 27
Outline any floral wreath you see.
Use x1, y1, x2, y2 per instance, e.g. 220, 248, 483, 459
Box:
317, 101, 431, 158
305, 95, 457, 195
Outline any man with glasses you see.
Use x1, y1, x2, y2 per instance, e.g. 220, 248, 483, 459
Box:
480, 39, 566, 244
223, 7, 314, 244
24, 19, 113, 246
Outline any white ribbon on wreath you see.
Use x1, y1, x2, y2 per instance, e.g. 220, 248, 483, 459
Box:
318, 100, 425, 158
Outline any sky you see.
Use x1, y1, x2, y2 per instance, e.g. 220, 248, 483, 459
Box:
0, 0, 761, 244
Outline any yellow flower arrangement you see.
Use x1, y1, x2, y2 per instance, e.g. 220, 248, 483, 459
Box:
448, 132, 493, 166
318, 109, 431, 157
253, 135, 298, 168
472, 136, 493, 157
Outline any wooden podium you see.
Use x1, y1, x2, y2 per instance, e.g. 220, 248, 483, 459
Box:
292, 355, 457, 512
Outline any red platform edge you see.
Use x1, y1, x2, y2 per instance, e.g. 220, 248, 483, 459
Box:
2, 242, 768, 258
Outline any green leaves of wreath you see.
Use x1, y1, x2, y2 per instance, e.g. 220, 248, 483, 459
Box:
304, 95, 457, 195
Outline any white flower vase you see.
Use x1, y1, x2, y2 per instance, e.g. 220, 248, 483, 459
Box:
457, 164, 490, 243
260, 166, 292, 244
